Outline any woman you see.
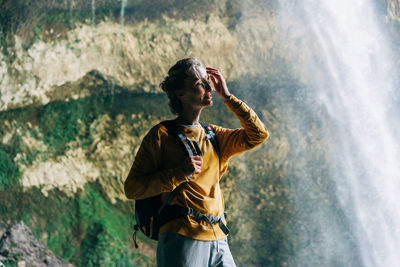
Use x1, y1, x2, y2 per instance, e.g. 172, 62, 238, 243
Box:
125, 57, 269, 266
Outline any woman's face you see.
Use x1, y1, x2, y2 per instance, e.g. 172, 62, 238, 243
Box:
178, 66, 213, 110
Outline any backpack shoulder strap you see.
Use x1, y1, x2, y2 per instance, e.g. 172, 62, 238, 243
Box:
160, 120, 201, 157
157, 120, 202, 213
200, 122, 220, 160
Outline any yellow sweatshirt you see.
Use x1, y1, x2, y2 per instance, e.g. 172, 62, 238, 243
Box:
124, 94, 269, 241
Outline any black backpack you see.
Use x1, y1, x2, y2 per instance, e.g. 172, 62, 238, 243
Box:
132, 120, 228, 248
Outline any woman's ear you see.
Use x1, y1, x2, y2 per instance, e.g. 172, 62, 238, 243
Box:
175, 89, 185, 98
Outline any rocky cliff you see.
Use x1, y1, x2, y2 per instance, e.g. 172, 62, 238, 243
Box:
1, 0, 400, 266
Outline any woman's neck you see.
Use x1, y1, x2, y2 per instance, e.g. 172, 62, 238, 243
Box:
175, 109, 202, 125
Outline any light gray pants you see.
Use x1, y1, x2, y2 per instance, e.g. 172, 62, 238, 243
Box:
157, 232, 236, 267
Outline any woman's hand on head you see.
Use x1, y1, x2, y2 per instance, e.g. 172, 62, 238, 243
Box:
206, 67, 231, 100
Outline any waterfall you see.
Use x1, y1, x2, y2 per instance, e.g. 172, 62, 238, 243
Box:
111, 0, 128, 101
91, 0, 96, 42
276, 0, 400, 266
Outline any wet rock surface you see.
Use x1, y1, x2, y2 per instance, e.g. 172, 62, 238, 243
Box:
0, 221, 71, 266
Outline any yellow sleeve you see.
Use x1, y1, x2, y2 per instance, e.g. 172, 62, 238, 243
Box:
212, 94, 269, 162
124, 125, 187, 200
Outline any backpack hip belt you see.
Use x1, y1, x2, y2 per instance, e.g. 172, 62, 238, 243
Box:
159, 205, 230, 235
159, 205, 230, 252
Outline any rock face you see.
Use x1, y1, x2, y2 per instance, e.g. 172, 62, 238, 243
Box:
0, 221, 71, 267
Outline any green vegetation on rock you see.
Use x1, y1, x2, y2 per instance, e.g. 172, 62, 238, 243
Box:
0, 181, 147, 266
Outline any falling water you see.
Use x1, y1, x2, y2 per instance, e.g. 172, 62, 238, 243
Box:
277, 0, 400, 266
91, 0, 96, 42
68, 0, 75, 28
111, 0, 128, 102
